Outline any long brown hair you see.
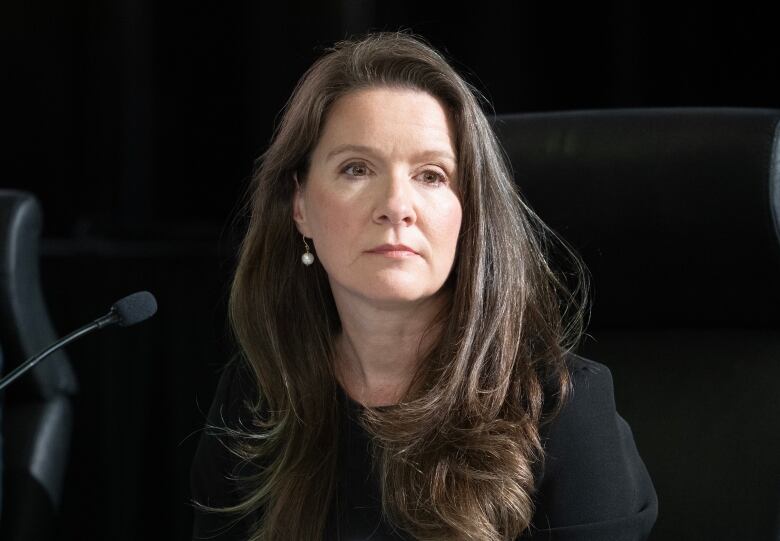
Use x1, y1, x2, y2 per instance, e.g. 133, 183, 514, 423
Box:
193, 30, 591, 540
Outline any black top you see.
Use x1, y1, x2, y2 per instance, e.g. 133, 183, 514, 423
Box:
190, 354, 658, 540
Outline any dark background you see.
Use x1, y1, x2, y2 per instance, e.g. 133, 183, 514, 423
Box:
2, 1, 779, 539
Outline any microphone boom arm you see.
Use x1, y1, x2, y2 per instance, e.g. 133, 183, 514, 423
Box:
0, 310, 120, 392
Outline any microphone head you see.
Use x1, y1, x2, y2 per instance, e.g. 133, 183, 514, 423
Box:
112, 291, 158, 327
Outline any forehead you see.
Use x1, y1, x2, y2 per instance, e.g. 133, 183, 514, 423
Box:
313, 87, 456, 159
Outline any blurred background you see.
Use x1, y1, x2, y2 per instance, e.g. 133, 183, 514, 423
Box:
1, 1, 779, 539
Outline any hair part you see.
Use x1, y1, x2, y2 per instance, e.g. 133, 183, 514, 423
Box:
192, 30, 590, 540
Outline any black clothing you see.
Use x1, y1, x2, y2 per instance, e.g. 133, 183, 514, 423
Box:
190, 354, 658, 540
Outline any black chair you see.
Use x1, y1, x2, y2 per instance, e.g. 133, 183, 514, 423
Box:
0, 190, 79, 541
492, 108, 780, 541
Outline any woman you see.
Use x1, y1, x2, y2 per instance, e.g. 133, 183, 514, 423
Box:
190, 31, 658, 540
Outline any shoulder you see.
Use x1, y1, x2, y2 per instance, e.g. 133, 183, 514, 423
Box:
189, 356, 261, 539
560, 349, 611, 386
539, 353, 621, 475
190, 355, 259, 504
211, 354, 258, 420
559, 352, 618, 425
192, 353, 259, 460
538, 352, 616, 441
525, 352, 658, 539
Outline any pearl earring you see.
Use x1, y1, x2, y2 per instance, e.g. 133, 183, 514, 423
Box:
301, 235, 314, 266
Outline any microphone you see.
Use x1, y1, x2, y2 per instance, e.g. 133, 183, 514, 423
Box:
0, 291, 157, 392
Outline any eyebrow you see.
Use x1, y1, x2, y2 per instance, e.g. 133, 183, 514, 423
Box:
325, 144, 456, 166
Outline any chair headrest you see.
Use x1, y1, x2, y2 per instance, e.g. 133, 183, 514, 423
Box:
491, 108, 780, 327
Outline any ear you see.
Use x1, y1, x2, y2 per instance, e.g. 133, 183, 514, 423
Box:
292, 172, 311, 237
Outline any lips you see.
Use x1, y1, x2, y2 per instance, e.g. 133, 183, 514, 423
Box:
369, 243, 418, 254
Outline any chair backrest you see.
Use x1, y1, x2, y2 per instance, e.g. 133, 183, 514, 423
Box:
492, 108, 780, 541
0, 189, 78, 540
0, 190, 78, 398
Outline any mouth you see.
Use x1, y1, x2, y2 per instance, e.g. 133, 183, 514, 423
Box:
367, 244, 419, 256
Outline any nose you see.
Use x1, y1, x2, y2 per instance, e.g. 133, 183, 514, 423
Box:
372, 170, 417, 226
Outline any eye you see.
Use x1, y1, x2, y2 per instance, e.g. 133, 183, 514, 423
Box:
341, 161, 372, 178
418, 168, 448, 186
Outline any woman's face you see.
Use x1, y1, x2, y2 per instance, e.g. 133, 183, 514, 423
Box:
293, 86, 462, 308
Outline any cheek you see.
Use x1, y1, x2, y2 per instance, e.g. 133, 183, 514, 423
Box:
424, 198, 462, 264
308, 190, 361, 247
436, 199, 463, 250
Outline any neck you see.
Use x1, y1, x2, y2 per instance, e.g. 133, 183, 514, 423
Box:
333, 290, 449, 407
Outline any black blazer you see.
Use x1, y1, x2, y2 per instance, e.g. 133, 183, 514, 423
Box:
190, 353, 658, 540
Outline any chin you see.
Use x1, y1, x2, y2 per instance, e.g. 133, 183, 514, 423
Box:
369, 290, 427, 303
359, 280, 443, 306
328, 270, 446, 307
